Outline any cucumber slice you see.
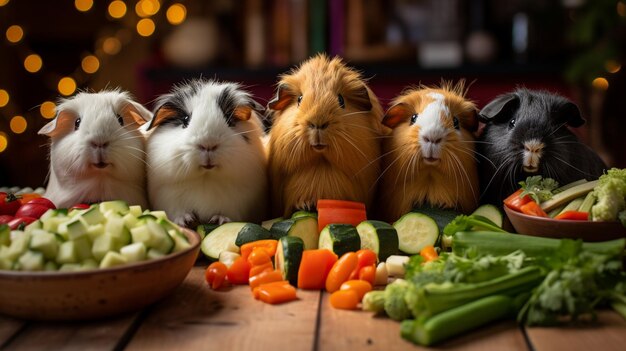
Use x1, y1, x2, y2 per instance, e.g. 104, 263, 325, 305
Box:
471, 204, 503, 228
291, 211, 317, 219
318, 224, 361, 257
197, 224, 219, 239
235, 223, 273, 246
270, 216, 319, 250
393, 212, 438, 254
356, 220, 399, 261
200, 222, 245, 260
275, 236, 304, 285
146, 220, 175, 254
74, 237, 93, 261
412, 207, 461, 234
146, 248, 166, 260
7, 232, 31, 261
129, 205, 143, 217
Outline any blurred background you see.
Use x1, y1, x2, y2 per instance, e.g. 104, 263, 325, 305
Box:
0, 0, 625, 187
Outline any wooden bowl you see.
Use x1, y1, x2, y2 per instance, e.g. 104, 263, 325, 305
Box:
504, 206, 626, 242
0, 229, 200, 321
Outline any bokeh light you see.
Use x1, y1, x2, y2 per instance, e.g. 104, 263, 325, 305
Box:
6, 25, 24, 43
108, 0, 127, 19
592, 77, 609, 91
136, 0, 160, 17
605, 60, 622, 74
75, 0, 93, 12
102, 37, 122, 55
166, 3, 186, 25
24, 54, 43, 73
0, 0, 10, 7
136, 18, 155, 37
10, 116, 27, 134
40, 101, 56, 119
0, 133, 7, 153
618, 1, 626, 17
0, 89, 9, 107
58, 77, 77, 96
81, 55, 100, 73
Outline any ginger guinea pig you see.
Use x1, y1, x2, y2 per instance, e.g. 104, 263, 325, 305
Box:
145, 79, 268, 227
267, 54, 386, 217
378, 82, 480, 222
38, 90, 151, 208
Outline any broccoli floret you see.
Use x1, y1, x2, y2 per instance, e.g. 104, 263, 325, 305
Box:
362, 290, 386, 313
384, 279, 412, 321
592, 178, 626, 222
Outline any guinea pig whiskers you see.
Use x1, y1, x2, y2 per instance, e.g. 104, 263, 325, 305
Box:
336, 130, 368, 159
481, 153, 516, 199
371, 146, 406, 191
552, 154, 597, 177
357, 145, 402, 177
149, 150, 187, 171
449, 151, 478, 201
547, 122, 568, 138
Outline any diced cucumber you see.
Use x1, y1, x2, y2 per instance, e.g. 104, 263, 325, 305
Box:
120, 242, 147, 262
171, 230, 192, 252
158, 218, 182, 235
7, 232, 31, 261
270, 216, 319, 250
137, 214, 158, 222
92, 234, 117, 261
24, 220, 43, 234
99, 200, 130, 215
275, 236, 304, 285
29, 230, 59, 260
235, 223, 273, 246
42, 217, 67, 233
39, 208, 67, 222
471, 204, 503, 228
146, 248, 166, 260
66, 218, 89, 240
99, 251, 128, 268
79, 206, 105, 225
356, 220, 399, 261
393, 212, 438, 255
219, 251, 241, 268
123, 213, 139, 229
196, 224, 219, 239
261, 217, 283, 230
200, 222, 245, 260
82, 258, 98, 270
149, 211, 167, 220
74, 237, 93, 261
291, 211, 317, 219
146, 220, 175, 253
105, 214, 131, 247
18, 250, 45, 271
129, 205, 142, 217
0, 224, 9, 246
59, 263, 83, 272
318, 224, 361, 257
56, 240, 78, 264
44, 261, 58, 271
87, 223, 105, 241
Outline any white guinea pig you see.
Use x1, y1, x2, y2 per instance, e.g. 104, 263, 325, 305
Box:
145, 79, 268, 227
38, 90, 151, 208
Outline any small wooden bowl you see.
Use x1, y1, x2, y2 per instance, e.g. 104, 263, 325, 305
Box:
0, 229, 200, 321
504, 206, 626, 242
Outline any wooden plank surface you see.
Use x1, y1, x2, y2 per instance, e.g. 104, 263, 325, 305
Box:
525, 310, 626, 351
0, 315, 25, 347
317, 293, 529, 351
3, 313, 139, 351
125, 267, 321, 351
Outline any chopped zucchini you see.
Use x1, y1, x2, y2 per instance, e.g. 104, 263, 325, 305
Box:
412, 207, 461, 235
218, 251, 241, 268
120, 242, 147, 262
99, 200, 130, 215
291, 210, 317, 219
270, 216, 319, 250
99, 251, 128, 268
197, 224, 219, 239
393, 212, 439, 254
0, 224, 10, 246
318, 224, 361, 257
18, 250, 45, 271
200, 222, 245, 260
275, 236, 304, 285
356, 220, 399, 261
261, 217, 283, 230
471, 204, 503, 228
29, 230, 58, 260
235, 223, 273, 246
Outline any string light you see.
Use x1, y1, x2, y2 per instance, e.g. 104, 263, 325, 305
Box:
40, 101, 56, 119
24, 54, 43, 73
136, 0, 160, 17
0, 89, 8, 107
166, 3, 186, 25
0, 133, 7, 153
592, 77, 609, 90
605, 60, 622, 74
75, 0, 93, 12
102, 37, 122, 55
81, 55, 100, 73
6, 25, 23, 43
10, 116, 27, 134
58, 77, 77, 96
108, 0, 127, 19
136, 18, 155, 37
0, 0, 10, 7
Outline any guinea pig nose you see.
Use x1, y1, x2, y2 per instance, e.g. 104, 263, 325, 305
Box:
423, 136, 442, 144
90, 141, 109, 149
197, 144, 219, 152
308, 122, 329, 130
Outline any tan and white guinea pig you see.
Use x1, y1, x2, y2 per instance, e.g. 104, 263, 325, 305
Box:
38, 90, 151, 208
378, 81, 480, 222
267, 54, 387, 218
145, 79, 268, 227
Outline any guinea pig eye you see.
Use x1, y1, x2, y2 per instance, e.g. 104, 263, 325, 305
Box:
74, 118, 81, 130
453, 116, 460, 130
338, 94, 345, 109
410, 114, 418, 125
297, 95, 303, 107
181, 115, 190, 128
509, 118, 516, 129
116, 114, 124, 127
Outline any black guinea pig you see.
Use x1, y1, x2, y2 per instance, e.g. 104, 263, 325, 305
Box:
477, 88, 607, 205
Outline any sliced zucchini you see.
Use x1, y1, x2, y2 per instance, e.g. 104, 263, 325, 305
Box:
197, 224, 219, 240
356, 220, 399, 261
392, 212, 438, 254
275, 236, 304, 285
412, 206, 461, 235
261, 217, 283, 230
318, 224, 361, 257
471, 204, 503, 228
235, 223, 273, 246
270, 216, 319, 250
291, 210, 317, 219
218, 251, 241, 268
200, 222, 245, 260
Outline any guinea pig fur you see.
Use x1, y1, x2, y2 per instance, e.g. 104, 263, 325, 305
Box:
378, 81, 480, 222
477, 88, 607, 205
146, 79, 268, 227
38, 90, 151, 208
267, 54, 387, 218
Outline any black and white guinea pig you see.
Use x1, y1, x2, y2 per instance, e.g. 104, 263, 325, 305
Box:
477, 88, 607, 204
145, 79, 268, 227
38, 90, 151, 208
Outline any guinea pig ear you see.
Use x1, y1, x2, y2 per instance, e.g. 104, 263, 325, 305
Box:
267, 84, 295, 111
121, 101, 151, 127
479, 94, 519, 123
349, 85, 373, 111
557, 102, 585, 128
382, 103, 412, 129
37, 110, 77, 137
146, 105, 178, 130
459, 109, 480, 132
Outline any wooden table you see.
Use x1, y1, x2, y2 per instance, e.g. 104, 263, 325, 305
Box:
2, 266, 626, 351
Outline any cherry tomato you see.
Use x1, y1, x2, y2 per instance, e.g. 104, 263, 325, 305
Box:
358, 265, 376, 285
26, 197, 56, 210
17, 193, 41, 205
325, 252, 358, 293
0, 194, 22, 216
226, 257, 251, 285
248, 248, 272, 266
0, 215, 13, 224
339, 280, 372, 301
15, 203, 50, 219
205, 262, 228, 290
8, 217, 36, 230
329, 289, 359, 310
349, 249, 378, 279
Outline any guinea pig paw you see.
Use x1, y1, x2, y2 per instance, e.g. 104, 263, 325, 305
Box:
174, 212, 199, 229
209, 215, 232, 225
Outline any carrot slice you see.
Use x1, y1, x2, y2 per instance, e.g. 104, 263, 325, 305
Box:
317, 199, 366, 210
419, 245, 439, 262
520, 201, 549, 217
297, 249, 338, 290
326, 252, 358, 293
240, 240, 278, 260
249, 270, 284, 290
554, 211, 588, 221
503, 189, 532, 212
257, 284, 297, 304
